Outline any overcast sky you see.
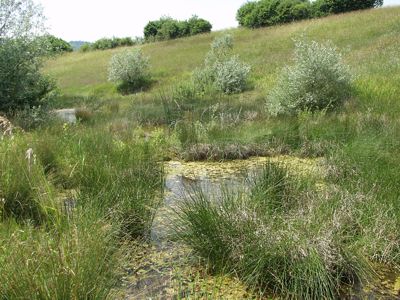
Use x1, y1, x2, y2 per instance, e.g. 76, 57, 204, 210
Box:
37, 0, 400, 42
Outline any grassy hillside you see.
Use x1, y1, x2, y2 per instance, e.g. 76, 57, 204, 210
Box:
46, 6, 400, 102
2, 6, 400, 299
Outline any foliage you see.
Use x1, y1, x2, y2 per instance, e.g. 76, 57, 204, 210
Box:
267, 40, 353, 115
214, 56, 251, 94
0, 0, 54, 113
187, 15, 213, 35
193, 34, 250, 94
108, 49, 151, 93
314, 0, 383, 15
236, 0, 383, 29
0, 0, 45, 38
91, 37, 135, 50
236, 0, 312, 28
79, 42, 91, 52
44, 35, 73, 53
144, 16, 212, 41
78, 37, 142, 52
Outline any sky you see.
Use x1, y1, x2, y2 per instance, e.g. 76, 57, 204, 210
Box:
37, 0, 400, 42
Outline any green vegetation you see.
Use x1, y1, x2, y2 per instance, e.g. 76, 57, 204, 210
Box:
0, 126, 164, 298
1, 4, 400, 299
267, 39, 353, 115
193, 34, 251, 94
108, 48, 151, 93
236, 0, 384, 29
0, 0, 55, 113
44, 35, 73, 53
80, 36, 143, 52
144, 16, 212, 41
173, 162, 380, 298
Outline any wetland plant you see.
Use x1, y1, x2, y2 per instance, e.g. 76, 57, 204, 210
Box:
173, 161, 374, 299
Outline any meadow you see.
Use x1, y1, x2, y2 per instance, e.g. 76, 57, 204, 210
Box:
1, 5, 400, 299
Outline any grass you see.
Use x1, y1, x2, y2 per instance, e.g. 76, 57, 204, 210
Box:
2, 5, 400, 299
0, 126, 164, 298
173, 161, 396, 298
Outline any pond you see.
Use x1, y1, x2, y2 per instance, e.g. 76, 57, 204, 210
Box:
124, 156, 400, 299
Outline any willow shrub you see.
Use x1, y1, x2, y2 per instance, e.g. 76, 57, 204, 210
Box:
267, 40, 353, 116
193, 34, 251, 94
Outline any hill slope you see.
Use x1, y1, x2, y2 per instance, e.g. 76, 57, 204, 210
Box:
46, 6, 400, 104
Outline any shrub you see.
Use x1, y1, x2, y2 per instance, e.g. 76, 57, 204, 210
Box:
193, 35, 251, 94
79, 37, 138, 52
187, 15, 212, 35
214, 56, 251, 94
314, 0, 383, 15
0, 0, 55, 114
44, 35, 73, 53
236, 1, 258, 27
144, 16, 212, 41
267, 40, 353, 115
108, 49, 151, 93
236, 0, 312, 28
236, 0, 382, 28
79, 43, 91, 52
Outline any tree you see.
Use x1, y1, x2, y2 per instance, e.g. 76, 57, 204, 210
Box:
143, 16, 212, 41
315, 0, 383, 14
236, 0, 311, 29
45, 35, 73, 53
0, 0, 54, 113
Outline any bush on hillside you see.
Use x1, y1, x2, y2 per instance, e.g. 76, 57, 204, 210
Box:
91, 37, 138, 50
267, 40, 353, 115
236, 0, 312, 28
80, 42, 91, 52
193, 34, 251, 94
187, 15, 213, 35
108, 49, 151, 93
237, 0, 383, 29
314, 0, 383, 15
79, 37, 142, 52
214, 56, 251, 94
144, 16, 212, 41
44, 35, 73, 53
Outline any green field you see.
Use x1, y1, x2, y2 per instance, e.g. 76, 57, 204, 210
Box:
2, 6, 400, 299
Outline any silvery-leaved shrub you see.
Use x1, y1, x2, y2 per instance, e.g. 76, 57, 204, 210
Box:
214, 55, 251, 94
108, 49, 150, 92
267, 40, 353, 115
193, 34, 251, 94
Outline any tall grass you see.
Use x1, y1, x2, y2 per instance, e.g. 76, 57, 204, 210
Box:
0, 210, 124, 300
173, 162, 389, 299
0, 123, 164, 298
0, 136, 57, 224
